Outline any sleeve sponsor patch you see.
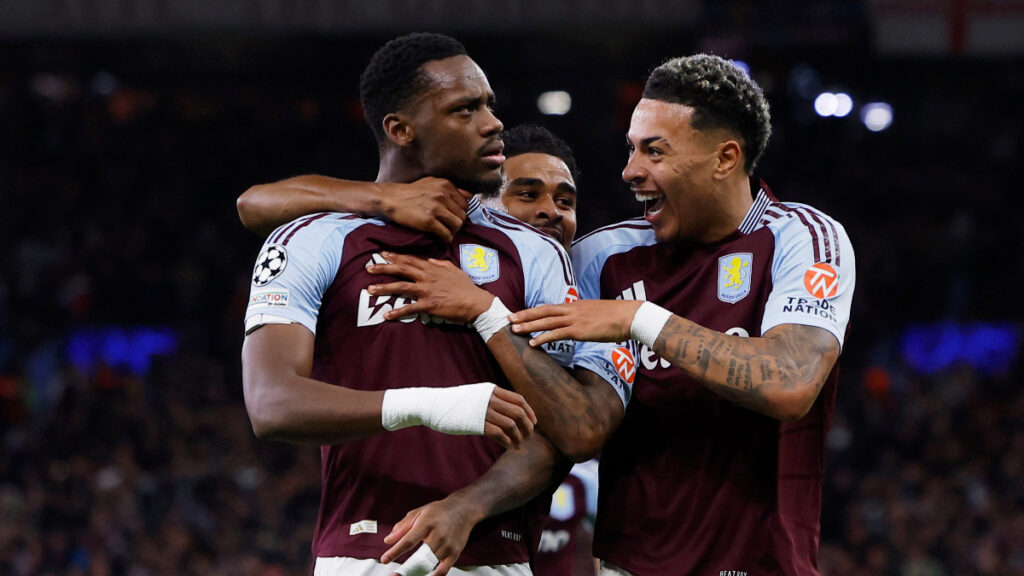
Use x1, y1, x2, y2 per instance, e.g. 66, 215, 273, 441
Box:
249, 288, 290, 308
803, 262, 839, 299
612, 346, 636, 384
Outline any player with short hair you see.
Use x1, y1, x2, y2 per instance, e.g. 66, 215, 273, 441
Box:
239, 123, 603, 575
510, 53, 856, 575
242, 33, 629, 576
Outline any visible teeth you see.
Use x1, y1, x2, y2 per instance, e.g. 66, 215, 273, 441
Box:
635, 191, 662, 202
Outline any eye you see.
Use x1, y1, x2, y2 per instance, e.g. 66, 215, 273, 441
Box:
648, 147, 664, 158
514, 190, 537, 201
556, 197, 576, 209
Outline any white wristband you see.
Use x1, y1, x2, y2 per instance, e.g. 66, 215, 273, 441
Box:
381, 382, 496, 436
630, 301, 673, 348
394, 542, 439, 576
472, 297, 512, 343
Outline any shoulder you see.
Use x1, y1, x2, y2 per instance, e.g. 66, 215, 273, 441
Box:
571, 218, 655, 268
264, 212, 383, 250
473, 206, 574, 281
760, 201, 852, 265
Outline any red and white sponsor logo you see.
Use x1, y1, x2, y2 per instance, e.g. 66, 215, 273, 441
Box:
564, 287, 580, 304
612, 347, 636, 384
804, 263, 839, 299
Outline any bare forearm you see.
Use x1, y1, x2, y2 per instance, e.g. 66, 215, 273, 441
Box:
242, 369, 385, 444
237, 175, 384, 237
487, 328, 618, 461
652, 316, 837, 421
449, 434, 570, 524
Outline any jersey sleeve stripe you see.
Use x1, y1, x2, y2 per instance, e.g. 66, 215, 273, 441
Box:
795, 206, 842, 266
280, 212, 335, 245
268, 212, 326, 244
775, 204, 824, 263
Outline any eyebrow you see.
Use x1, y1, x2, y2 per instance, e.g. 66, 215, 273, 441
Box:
508, 177, 577, 194
627, 136, 668, 148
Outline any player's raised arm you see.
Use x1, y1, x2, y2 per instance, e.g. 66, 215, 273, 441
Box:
237, 174, 471, 241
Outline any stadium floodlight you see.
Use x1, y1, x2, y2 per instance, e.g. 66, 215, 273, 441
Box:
537, 91, 571, 115
861, 102, 893, 132
833, 92, 853, 117
814, 92, 838, 117
732, 60, 751, 77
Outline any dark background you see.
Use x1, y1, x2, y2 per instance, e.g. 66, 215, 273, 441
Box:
1, 1, 1022, 574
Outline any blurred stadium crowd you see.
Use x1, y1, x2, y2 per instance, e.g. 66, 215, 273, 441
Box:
1, 35, 1022, 575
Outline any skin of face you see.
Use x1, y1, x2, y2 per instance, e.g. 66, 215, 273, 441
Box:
622, 98, 731, 244
500, 152, 578, 250
404, 55, 506, 196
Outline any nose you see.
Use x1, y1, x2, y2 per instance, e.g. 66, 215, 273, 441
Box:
481, 107, 503, 136
535, 194, 562, 223
622, 153, 645, 185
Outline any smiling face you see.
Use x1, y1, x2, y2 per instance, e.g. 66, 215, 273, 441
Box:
622, 98, 732, 244
500, 152, 578, 250
403, 55, 505, 196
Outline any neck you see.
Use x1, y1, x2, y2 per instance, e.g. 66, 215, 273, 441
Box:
376, 146, 424, 184
699, 176, 754, 243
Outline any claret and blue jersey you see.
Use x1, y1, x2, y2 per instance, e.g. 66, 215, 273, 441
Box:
243, 196, 632, 565
571, 184, 855, 576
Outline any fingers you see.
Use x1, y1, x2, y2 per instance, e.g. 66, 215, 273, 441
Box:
368, 281, 420, 299
509, 316, 571, 336
508, 303, 569, 324
381, 519, 426, 563
483, 408, 531, 450
491, 387, 537, 425
522, 329, 571, 347
384, 510, 420, 546
431, 557, 456, 576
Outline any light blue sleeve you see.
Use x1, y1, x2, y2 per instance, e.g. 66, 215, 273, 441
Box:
761, 213, 856, 348
516, 234, 579, 368
567, 232, 639, 408
244, 215, 374, 335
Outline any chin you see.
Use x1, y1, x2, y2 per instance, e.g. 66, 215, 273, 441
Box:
459, 173, 503, 198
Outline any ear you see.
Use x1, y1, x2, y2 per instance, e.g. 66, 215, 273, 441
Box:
713, 139, 744, 180
382, 112, 415, 148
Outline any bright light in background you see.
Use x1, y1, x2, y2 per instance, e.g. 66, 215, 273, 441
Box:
814, 91, 854, 117
537, 91, 571, 115
861, 102, 893, 132
814, 92, 838, 116
833, 92, 853, 117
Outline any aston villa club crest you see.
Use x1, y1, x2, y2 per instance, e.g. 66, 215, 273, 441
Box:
718, 253, 752, 304
459, 244, 500, 284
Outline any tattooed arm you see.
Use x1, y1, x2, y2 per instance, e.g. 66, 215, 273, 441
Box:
652, 318, 839, 421
366, 254, 624, 461
484, 328, 624, 460
510, 299, 840, 422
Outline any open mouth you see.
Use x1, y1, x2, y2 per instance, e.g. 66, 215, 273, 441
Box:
635, 190, 665, 219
